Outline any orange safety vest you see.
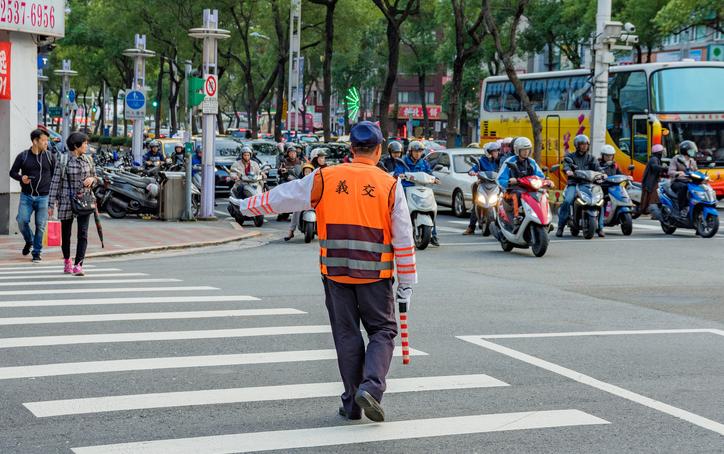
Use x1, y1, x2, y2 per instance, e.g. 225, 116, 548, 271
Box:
313, 159, 396, 285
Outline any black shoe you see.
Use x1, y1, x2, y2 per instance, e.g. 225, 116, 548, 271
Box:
354, 390, 385, 422
555, 226, 564, 237
430, 236, 439, 247
31, 254, 42, 263
284, 231, 294, 242
338, 406, 362, 420
22, 243, 31, 256
596, 229, 605, 238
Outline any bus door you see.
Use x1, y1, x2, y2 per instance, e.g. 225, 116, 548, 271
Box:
630, 114, 649, 180
545, 114, 563, 202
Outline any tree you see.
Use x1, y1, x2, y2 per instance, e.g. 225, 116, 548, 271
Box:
372, 0, 419, 137
482, 0, 544, 161
656, 0, 724, 34
619, 0, 669, 63
308, 0, 339, 142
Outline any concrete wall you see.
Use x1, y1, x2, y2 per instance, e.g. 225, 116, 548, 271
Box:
0, 32, 38, 235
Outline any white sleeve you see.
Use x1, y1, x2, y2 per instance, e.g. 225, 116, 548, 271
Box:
234, 170, 315, 217
391, 181, 418, 285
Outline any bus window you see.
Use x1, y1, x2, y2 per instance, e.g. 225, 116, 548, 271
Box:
484, 82, 504, 112
501, 82, 521, 111
569, 76, 591, 110
523, 79, 546, 111
544, 77, 570, 111
632, 115, 649, 164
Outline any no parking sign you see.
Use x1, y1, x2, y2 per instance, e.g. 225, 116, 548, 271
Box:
202, 74, 218, 115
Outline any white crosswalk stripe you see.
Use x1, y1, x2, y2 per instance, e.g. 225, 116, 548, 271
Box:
0, 263, 612, 451
71, 410, 609, 454
0, 264, 98, 272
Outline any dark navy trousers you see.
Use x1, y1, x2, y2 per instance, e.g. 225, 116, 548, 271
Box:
323, 277, 397, 419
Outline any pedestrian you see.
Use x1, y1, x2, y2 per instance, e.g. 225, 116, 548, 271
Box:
637, 144, 666, 218
48, 132, 99, 276
9, 128, 56, 262
229, 121, 417, 422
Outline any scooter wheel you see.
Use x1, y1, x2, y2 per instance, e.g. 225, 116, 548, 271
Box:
253, 216, 264, 227
415, 225, 432, 250
620, 212, 633, 236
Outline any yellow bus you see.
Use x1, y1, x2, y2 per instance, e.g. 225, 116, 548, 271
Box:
479, 61, 724, 198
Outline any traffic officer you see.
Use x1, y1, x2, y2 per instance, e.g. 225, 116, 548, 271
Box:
229, 121, 417, 423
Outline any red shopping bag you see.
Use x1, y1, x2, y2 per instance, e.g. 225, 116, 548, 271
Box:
45, 220, 61, 247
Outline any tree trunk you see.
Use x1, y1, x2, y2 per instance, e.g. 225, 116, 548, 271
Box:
274, 65, 285, 142
635, 44, 643, 64
504, 56, 543, 161
154, 56, 165, 138
547, 41, 555, 71
378, 21, 400, 138
418, 71, 429, 138
321, 1, 336, 142
646, 46, 653, 63
446, 56, 464, 148
168, 59, 180, 134
217, 111, 225, 135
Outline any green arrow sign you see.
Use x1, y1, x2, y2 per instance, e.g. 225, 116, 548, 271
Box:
188, 77, 205, 107
344, 87, 360, 120
48, 106, 62, 118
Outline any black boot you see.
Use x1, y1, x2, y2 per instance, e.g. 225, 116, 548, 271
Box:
555, 225, 564, 237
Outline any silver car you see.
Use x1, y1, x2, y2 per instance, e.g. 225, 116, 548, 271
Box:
425, 148, 483, 217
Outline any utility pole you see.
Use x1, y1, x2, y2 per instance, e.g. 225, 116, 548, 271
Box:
182, 60, 194, 221
590, 0, 638, 157
54, 60, 77, 144
123, 35, 155, 164
189, 9, 230, 220
287, 0, 302, 135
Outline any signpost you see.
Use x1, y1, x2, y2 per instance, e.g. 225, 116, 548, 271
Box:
123, 35, 155, 164
124, 89, 146, 121
189, 9, 230, 220
53, 60, 77, 144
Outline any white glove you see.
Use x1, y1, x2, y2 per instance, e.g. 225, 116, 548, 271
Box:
396, 286, 413, 309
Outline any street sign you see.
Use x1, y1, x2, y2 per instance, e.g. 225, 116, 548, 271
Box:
0, 41, 11, 100
37, 101, 42, 113
67, 89, 76, 103
0, 0, 66, 38
48, 106, 62, 118
201, 74, 218, 115
125, 89, 146, 120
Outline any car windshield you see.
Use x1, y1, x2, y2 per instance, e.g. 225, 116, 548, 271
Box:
253, 142, 279, 156
215, 139, 243, 158
454, 154, 482, 173
651, 67, 724, 113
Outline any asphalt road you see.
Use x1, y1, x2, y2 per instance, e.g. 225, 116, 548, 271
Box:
0, 209, 723, 453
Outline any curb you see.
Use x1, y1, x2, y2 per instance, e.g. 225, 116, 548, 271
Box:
86, 230, 263, 259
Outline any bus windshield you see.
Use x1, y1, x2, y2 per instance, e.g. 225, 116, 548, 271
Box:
651, 67, 724, 113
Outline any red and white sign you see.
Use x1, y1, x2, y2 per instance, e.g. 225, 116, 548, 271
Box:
204, 74, 217, 98
389, 104, 443, 120
0, 41, 10, 100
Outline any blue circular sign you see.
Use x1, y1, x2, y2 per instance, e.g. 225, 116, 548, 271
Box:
68, 89, 76, 103
126, 90, 146, 110
37, 101, 43, 113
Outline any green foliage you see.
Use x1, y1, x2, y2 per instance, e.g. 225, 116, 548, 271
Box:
99, 136, 112, 145
90, 134, 101, 143
655, 0, 723, 34
111, 137, 127, 146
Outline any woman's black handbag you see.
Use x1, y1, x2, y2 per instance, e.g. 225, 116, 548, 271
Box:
65, 160, 97, 216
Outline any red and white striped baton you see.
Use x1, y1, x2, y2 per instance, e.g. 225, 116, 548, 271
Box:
399, 301, 410, 365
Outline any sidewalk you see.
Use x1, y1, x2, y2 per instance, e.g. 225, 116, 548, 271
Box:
0, 214, 261, 265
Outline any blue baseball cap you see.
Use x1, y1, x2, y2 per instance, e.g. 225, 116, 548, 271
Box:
350, 121, 384, 147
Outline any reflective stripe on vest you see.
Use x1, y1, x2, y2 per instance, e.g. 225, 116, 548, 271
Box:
320, 257, 394, 271
319, 239, 393, 254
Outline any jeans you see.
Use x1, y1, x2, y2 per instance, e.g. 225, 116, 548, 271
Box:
61, 214, 91, 265
557, 185, 577, 228
16, 193, 49, 255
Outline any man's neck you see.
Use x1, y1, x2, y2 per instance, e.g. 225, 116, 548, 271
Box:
30, 145, 43, 155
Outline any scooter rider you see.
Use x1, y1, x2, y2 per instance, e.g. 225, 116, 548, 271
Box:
497, 137, 547, 224
668, 140, 699, 216
597, 144, 626, 237
380, 141, 404, 173
311, 148, 329, 169
500, 137, 514, 162
463, 142, 502, 235
231, 146, 261, 179
171, 143, 185, 166
556, 134, 602, 237
395, 140, 440, 246
143, 140, 165, 168
279, 143, 303, 182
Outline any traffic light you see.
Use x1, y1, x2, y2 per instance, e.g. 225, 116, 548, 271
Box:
188, 77, 205, 107
152, 100, 158, 108
91, 105, 98, 113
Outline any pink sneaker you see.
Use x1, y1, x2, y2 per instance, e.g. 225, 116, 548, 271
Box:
72, 264, 84, 276
64, 259, 73, 274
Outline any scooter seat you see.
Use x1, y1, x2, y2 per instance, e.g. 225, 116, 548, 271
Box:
661, 183, 678, 200
110, 173, 156, 189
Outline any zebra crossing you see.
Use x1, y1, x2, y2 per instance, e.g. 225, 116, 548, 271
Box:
0, 262, 610, 453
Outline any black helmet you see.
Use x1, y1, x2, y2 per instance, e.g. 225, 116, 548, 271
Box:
387, 141, 403, 154
573, 134, 590, 152
149, 139, 161, 149
679, 140, 697, 158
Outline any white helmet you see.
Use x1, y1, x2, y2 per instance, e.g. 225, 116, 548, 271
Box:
513, 137, 533, 156
601, 144, 616, 156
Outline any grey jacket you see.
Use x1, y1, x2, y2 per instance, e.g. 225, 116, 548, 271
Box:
48, 154, 96, 220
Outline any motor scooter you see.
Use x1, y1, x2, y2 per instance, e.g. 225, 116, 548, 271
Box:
563, 157, 606, 239
401, 172, 438, 250
98, 168, 160, 219
658, 170, 719, 238
473, 171, 500, 236
601, 173, 635, 235
297, 209, 317, 243
227, 172, 266, 227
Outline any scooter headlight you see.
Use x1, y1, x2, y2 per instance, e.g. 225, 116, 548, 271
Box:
488, 194, 499, 205
524, 203, 540, 222
477, 193, 487, 205
577, 193, 591, 205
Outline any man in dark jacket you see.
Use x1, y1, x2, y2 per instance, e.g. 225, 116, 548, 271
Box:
9, 129, 56, 262
638, 144, 666, 217
556, 134, 602, 237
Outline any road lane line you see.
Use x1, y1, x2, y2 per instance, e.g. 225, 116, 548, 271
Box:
0, 265, 97, 272
0, 286, 216, 296
0, 325, 332, 349
71, 410, 608, 453
478, 329, 715, 339
0, 268, 119, 276
0, 278, 179, 287
458, 335, 724, 436
26, 374, 508, 417
0, 273, 147, 281
0, 295, 258, 308
0, 309, 305, 326
0, 347, 427, 380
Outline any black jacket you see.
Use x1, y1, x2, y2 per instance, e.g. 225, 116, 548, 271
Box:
563, 151, 601, 173
641, 154, 665, 191
9, 149, 56, 196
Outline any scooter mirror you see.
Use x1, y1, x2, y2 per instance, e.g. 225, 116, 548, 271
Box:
542, 166, 549, 173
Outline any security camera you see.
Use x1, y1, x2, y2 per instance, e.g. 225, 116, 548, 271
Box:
621, 33, 639, 44
623, 22, 636, 34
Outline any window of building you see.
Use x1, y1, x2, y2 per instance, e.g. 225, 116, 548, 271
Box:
694, 25, 709, 41
569, 76, 591, 110
426, 91, 435, 104
398, 91, 410, 103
